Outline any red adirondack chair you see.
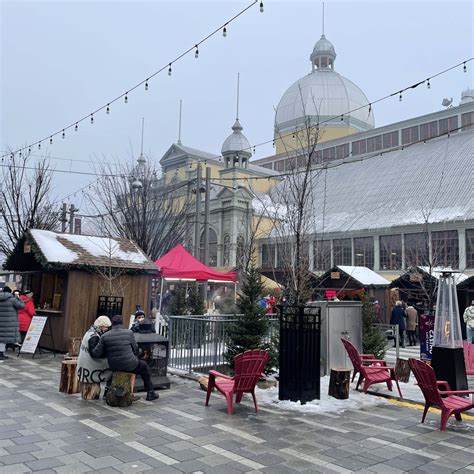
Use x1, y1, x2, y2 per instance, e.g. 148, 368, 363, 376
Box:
463, 341, 474, 376
205, 349, 269, 415
408, 358, 474, 432
341, 338, 403, 398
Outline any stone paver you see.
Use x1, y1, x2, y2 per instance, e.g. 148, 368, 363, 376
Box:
0, 352, 473, 473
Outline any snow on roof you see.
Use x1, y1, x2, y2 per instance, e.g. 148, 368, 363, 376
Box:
337, 266, 391, 286
29, 229, 155, 270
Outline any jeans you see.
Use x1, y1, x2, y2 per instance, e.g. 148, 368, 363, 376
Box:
130, 360, 153, 392
467, 326, 474, 344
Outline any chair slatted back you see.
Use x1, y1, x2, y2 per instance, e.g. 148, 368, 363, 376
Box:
408, 358, 444, 407
233, 349, 269, 392
341, 338, 362, 373
463, 342, 474, 372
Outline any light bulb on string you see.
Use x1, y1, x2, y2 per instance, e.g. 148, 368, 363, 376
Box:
427, 78, 431, 89
28, 147, 31, 154
62, 130, 65, 139
125, 93, 128, 104
194, 45, 199, 58
340, 114, 344, 121
49, 136, 53, 145
145, 80, 149, 91
19, 151, 22, 157
168, 63, 172, 76
368, 103, 372, 115
463, 62, 467, 73
90, 114, 94, 124
106, 104, 110, 114
399, 92, 403, 102
223, 25, 227, 37
75, 123, 78, 132
260, 1, 264, 12
38, 142, 41, 150
253, 146, 256, 154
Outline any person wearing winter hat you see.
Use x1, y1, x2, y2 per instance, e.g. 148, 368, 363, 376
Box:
77, 316, 112, 397
91, 314, 158, 402
18, 290, 36, 344
463, 300, 474, 343
0, 286, 24, 360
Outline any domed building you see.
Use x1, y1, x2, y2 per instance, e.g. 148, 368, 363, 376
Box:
274, 34, 374, 154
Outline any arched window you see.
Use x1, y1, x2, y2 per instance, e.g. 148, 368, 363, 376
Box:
200, 229, 218, 267
223, 235, 230, 266
236, 235, 245, 269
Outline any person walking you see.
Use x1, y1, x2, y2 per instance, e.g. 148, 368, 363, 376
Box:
390, 301, 406, 348
0, 287, 24, 360
463, 300, 474, 343
91, 314, 158, 401
405, 305, 418, 346
18, 290, 36, 344
77, 315, 112, 398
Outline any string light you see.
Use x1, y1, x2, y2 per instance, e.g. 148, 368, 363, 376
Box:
38, 142, 41, 150
260, 1, 264, 12
62, 130, 65, 139
90, 114, 94, 124
168, 63, 172, 76
194, 45, 199, 58
75, 123, 78, 131
399, 91, 403, 102
124, 93, 128, 104
464, 62, 467, 72
340, 114, 344, 121
368, 103, 372, 114
145, 80, 149, 91
223, 25, 227, 37
49, 136, 53, 145
427, 78, 431, 89
28, 147, 31, 154
106, 104, 110, 114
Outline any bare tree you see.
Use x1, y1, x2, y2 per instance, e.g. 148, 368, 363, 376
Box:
0, 151, 58, 258
86, 157, 192, 260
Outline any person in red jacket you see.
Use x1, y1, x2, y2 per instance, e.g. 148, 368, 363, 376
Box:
18, 290, 36, 343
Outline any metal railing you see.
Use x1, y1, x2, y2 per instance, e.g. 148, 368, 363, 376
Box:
164, 314, 278, 374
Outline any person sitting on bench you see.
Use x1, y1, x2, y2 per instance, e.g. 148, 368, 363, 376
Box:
91, 314, 158, 402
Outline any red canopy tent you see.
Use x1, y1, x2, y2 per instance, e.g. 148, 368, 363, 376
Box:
155, 244, 237, 282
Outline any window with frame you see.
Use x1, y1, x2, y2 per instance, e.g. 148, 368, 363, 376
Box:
380, 235, 402, 270
431, 230, 459, 269
438, 116, 458, 135
367, 135, 382, 153
461, 112, 474, 130
404, 232, 429, 267
323, 147, 335, 162
336, 143, 350, 159
354, 237, 374, 269
352, 139, 367, 156
261, 243, 275, 268
311, 150, 323, 164
313, 240, 331, 271
275, 160, 285, 172
222, 235, 230, 266
383, 131, 399, 149
419, 121, 438, 140
401, 126, 419, 145
333, 238, 352, 266
277, 242, 292, 269
466, 229, 474, 268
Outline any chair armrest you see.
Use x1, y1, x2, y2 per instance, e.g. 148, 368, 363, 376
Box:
360, 354, 375, 358
439, 389, 474, 396
436, 380, 452, 391
208, 370, 232, 380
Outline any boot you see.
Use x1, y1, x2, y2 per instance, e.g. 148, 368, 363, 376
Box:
146, 391, 159, 401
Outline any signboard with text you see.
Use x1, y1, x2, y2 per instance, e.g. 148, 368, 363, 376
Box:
419, 313, 435, 361
20, 316, 48, 354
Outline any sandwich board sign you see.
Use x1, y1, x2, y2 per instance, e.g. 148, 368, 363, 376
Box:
20, 316, 48, 355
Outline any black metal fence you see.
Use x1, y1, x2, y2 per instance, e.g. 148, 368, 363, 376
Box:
278, 304, 321, 403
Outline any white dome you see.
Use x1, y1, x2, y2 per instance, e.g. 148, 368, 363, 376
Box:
221, 119, 251, 155
275, 70, 374, 133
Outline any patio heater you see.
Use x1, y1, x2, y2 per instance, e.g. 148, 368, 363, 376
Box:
430, 271, 468, 391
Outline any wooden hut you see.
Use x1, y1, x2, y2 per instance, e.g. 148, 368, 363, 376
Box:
4, 229, 157, 352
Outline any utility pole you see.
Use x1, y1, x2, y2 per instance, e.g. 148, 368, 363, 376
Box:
68, 204, 79, 234
60, 203, 68, 233
194, 161, 202, 259
204, 166, 211, 266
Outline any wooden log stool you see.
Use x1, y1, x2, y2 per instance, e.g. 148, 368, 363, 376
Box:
68, 337, 82, 358
105, 372, 136, 407
59, 358, 80, 394
80, 382, 101, 400
395, 358, 411, 383
328, 368, 351, 400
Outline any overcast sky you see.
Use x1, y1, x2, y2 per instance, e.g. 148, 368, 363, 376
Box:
1, 1, 473, 207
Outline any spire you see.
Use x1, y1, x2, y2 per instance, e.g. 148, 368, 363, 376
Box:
322, 1, 325, 35
236, 72, 240, 120
177, 99, 183, 145
136, 118, 146, 175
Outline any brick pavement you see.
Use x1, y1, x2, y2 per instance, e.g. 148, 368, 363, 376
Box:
0, 353, 473, 473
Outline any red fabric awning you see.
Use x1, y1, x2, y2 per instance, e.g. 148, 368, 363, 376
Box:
154, 244, 238, 282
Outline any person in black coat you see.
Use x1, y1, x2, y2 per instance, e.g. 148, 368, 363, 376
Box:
390, 301, 406, 348
91, 314, 158, 401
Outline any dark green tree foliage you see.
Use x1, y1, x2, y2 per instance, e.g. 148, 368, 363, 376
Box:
188, 286, 205, 315
225, 263, 274, 371
361, 293, 386, 360
169, 287, 188, 315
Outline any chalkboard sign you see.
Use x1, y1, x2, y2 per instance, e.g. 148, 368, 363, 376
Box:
20, 316, 48, 354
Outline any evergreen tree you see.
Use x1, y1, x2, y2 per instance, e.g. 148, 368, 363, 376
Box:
169, 286, 188, 315
225, 262, 275, 372
188, 286, 205, 315
361, 293, 386, 359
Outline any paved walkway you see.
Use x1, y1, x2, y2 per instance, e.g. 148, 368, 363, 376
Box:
0, 353, 473, 473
